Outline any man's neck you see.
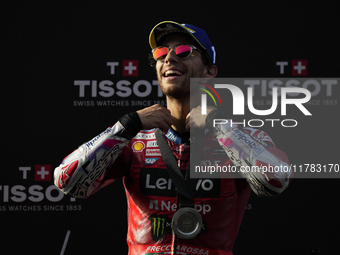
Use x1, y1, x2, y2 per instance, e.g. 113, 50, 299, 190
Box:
166, 96, 190, 133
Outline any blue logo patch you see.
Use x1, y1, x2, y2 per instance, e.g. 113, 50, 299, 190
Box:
165, 129, 181, 144
145, 158, 159, 165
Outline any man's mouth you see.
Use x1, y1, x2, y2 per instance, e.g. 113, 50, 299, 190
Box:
164, 70, 183, 77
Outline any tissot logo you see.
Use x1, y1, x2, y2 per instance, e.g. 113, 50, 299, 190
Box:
73, 61, 166, 107
276, 60, 308, 76
122, 60, 138, 76
139, 168, 220, 198
292, 60, 308, 76
35, 165, 51, 181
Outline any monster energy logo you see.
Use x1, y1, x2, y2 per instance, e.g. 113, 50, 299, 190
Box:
149, 214, 171, 242
152, 217, 165, 237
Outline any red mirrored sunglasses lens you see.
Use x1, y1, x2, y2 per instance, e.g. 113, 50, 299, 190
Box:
154, 47, 169, 60
175, 45, 192, 58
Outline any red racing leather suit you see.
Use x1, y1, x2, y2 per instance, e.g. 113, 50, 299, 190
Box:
54, 113, 291, 255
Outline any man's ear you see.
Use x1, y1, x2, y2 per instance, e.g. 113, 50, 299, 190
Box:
205, 65, 218, 78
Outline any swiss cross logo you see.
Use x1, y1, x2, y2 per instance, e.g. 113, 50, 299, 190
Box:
35, 165, 51, 181
276, 60, 308, 76
122, 60, 139, 76
292, 60, 308, 76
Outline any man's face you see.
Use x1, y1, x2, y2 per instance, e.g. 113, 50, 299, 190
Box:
155, 34, 208, 99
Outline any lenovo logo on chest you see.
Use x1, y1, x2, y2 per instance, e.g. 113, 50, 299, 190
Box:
139, 168, 220, 198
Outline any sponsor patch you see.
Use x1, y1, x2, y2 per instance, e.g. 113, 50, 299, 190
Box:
132, 141, 145, 152
134, 132, 155, 139
146, 149, 162, 156
165, 129, 181, 144
148, 214, 172, 242
139, 168, 221, 198
147, 141, 158, 147
145, 158, 159, 165
73, 145, 119, 197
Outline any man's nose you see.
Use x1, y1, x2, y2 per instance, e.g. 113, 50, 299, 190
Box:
164, 48, 178, 63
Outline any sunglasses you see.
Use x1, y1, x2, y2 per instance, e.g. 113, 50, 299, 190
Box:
152, 44, 201, 61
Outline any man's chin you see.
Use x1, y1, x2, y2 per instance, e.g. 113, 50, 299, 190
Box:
160, 85, 186, 97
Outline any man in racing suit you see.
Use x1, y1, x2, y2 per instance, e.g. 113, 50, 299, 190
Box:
54, 21, 291, 255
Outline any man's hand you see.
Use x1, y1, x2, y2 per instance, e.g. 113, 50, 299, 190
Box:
185, 106, 217, 131
137, 104, 175, 132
